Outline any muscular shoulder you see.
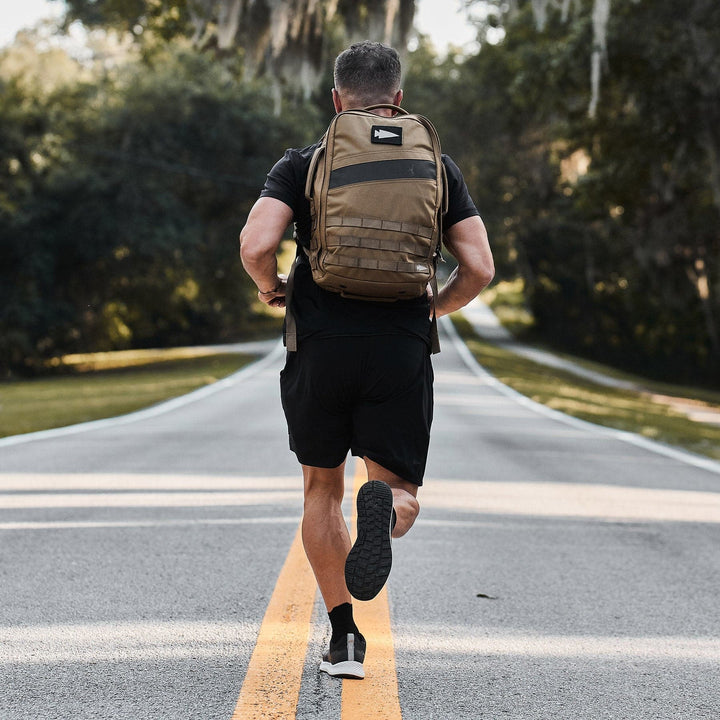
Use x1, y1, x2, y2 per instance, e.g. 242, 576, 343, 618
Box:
260, 143, 319, 214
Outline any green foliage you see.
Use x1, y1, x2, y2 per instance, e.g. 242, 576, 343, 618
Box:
0, 41, 317, 375
5, 0, 720, 388
57, 0, 190, 41
407, 0, 720, 386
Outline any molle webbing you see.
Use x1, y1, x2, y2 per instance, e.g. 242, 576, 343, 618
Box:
325, 216, 435, 239
324, 235, 431, 257
323, 256, 431, 273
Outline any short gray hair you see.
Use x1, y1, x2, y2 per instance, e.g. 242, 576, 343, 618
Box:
333, 41, 401, 106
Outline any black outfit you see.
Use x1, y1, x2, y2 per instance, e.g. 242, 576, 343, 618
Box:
260, 141, 479, 485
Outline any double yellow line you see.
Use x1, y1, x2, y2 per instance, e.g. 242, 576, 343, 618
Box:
231, 462, 403, 719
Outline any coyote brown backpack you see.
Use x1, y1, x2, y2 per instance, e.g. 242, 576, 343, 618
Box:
285, 104, 447, 353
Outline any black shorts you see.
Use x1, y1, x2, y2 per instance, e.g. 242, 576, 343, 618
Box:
280, 335, 434, 486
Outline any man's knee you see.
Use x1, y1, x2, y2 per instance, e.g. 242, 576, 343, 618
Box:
302, 462, 346, 505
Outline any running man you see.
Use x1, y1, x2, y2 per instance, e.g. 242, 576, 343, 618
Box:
240, 41, 494, 679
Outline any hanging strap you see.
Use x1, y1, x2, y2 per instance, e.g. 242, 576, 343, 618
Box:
429, 274, 440, 355
284, 255, 301, 352
429, 150, 446, 355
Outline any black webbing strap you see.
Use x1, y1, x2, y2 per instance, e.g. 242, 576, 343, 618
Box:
429, 274, 440, 355
284, 255, 301, 352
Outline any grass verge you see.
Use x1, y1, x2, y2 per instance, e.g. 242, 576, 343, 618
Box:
452, 314, 720, 462
0, 353, 256, 439
482, 278, 720, 404
482, 278, 535, 336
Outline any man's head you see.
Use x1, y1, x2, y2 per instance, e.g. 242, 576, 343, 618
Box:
333, 41, 402, 112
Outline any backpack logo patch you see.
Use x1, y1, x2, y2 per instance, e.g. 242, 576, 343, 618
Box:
371, 126, 402, 145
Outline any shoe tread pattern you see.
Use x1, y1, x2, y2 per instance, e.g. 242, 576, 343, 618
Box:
345, 480, 393, 601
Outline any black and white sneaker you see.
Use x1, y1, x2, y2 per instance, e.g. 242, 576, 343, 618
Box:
319, 633, 366, 679
345, 480, 394, 601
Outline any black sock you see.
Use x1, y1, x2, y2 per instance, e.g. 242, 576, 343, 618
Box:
392, 508, 397, 530
328, 602, 362, 644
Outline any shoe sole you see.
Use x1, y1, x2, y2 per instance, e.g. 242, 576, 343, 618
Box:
345, 480, 394, 601
319, 659, 365, 679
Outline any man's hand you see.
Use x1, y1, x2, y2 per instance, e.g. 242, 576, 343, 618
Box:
257, 275, 287, 308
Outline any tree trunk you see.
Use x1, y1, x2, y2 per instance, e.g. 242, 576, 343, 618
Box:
190, 0, 415, 105
687, 258, 720, 362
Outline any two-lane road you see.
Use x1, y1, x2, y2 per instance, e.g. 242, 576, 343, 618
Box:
1, 323, 719, 719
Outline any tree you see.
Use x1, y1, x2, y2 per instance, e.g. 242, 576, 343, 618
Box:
54, 0, 416, 106
0, 41, 315, 374
409, 0, 719, 384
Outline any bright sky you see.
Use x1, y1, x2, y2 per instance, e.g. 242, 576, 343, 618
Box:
414, 0, 478, 52
0, 0, 64, 47
0, 0, 478, 52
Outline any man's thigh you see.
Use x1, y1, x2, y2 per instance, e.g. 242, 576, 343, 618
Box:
280, 336, 433, 483
279, 339, 355, 468
351, 336, 433, 486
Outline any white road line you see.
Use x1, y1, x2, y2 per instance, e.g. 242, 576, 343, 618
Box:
441, 316, 720, 477
0, 341, 284, 449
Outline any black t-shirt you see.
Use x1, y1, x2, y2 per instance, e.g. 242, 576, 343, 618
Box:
259, 141, 480, 346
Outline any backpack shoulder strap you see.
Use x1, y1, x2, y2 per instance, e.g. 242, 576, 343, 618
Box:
305, 139, 326, 201
362, 104, 408, 116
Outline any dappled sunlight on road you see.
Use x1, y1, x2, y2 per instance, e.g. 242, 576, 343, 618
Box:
0, 620, 258, 665
0, 473, 300, 491
395, 625, 720, 661
0, 516, 301, 530
0, 490, 302, 510
420, 479, 720, 524
434, 392, 524, 408
433, 370, 491, 386
0, 473, 303, 512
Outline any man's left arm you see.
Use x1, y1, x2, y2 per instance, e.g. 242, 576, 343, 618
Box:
239, 197, 294, 308
434, 215, 495, 318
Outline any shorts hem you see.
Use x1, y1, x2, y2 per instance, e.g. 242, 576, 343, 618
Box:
292, 449, 349, 469
351, 447, 424, 487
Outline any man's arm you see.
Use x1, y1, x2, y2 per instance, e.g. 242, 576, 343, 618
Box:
434, 215, 495, 318
239, 197, 294, 308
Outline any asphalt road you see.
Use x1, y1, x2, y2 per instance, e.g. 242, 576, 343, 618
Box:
1, 321, 719, 719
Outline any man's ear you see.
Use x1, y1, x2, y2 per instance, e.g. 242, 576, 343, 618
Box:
394, 89, 404, 106
332, 88, 343, 114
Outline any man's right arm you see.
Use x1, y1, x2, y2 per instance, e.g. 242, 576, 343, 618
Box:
434, 215, 495, 318
239, 197, 294, 308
